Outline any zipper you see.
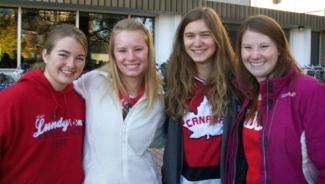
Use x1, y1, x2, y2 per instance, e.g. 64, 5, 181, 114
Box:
262, 80, 270, 184
232, 124, 239, 184
262, 80, 276, 184
232, 105, 247, 184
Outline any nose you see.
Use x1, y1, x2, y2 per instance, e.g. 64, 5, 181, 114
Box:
250, 49, 262, 60
193, 36, 202, 47
127, 50, 136, 61
65, 57, 76, 67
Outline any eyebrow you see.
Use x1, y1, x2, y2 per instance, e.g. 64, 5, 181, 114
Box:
200, 31, 211, 34
184, 30, 210, 34
57, 50, 70, 54
115, 45, 146, 49
57, 49, 86, 57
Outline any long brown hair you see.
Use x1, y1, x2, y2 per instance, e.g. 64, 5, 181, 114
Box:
101, 18, 160, 108
234, 15, 302, 118
165, 7, 235, 119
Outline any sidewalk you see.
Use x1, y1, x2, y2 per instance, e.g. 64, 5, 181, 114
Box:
150, 148, 164, 178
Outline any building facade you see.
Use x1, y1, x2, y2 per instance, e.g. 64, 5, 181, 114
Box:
1, 0, 325, 74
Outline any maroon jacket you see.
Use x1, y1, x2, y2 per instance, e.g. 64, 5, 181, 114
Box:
225, 68, 325, 184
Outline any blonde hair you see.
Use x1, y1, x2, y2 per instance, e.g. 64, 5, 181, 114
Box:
101, 18, 160, 108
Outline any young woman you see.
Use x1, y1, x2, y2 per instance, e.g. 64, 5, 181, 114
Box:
162, 7, 238, 184
74, 18, 165, 184
225, 15, 325, 184
0, 24, 87, 183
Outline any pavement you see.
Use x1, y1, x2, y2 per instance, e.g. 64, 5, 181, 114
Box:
150, 148, 164, 178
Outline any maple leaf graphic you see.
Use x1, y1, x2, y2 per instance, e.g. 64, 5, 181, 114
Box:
183, 96, 223, 139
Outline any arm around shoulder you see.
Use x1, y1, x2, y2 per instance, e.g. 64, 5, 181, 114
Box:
73, 70, 107, 98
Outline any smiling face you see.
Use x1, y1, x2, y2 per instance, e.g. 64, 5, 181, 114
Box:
241, 29, 279, 82
183, 19, 216, 67
43, 36, 86, 91
113, 30, 149, 82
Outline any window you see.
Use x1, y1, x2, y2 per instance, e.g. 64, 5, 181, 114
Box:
21, 9, 75, 70
79, 12, 127, 71
311, 31, 320, 65
132, 15, 154, 35
0, 7, 17, 68
0, 7, 155, 71
79, 13, 155, 71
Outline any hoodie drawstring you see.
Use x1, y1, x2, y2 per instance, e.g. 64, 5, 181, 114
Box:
50, 90, 68, 119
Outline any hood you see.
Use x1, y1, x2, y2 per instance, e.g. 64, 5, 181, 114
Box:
259, 66, 299, 99
258, 66, 299, 110
17, 69, 74, 118
234, 66, 300, 98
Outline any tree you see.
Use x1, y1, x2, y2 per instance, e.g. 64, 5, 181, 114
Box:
0, 10, 17, 68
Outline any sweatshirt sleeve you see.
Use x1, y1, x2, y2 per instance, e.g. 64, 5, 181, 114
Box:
74, 70, 107, 99
0, 91, 14, 163
73, 71, 93, 98
0, 99, 6, 162
302, 81, 325, 183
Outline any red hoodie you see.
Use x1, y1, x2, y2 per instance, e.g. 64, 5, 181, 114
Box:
0, 69, 85, 183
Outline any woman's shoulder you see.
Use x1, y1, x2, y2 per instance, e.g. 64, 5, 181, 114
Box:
0, 83, 34, 108
76, 70, 110, 86
81, 69, 108, 80
73, 69, 112, 97
293, 74, 325, 93
290, 74, 325, 104
154, 97, 165, 112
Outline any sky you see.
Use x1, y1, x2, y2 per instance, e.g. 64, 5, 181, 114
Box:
251, 0, 325, 16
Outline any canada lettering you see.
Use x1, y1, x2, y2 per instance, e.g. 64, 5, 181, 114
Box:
184, 115, 212, 127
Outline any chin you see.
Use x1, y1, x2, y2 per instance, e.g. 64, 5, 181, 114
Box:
60, 78, 74, 85
193, 59, 208, 63
125, 72, 142, 77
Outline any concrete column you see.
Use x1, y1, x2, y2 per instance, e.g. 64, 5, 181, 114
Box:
289, 28, 311, 67
154, 14, 182, 65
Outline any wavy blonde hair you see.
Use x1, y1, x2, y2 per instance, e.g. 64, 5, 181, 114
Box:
165, 7, 235, 119
101, 18, 160, 108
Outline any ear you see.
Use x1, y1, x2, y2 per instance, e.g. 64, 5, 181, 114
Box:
42, 49, 49, 64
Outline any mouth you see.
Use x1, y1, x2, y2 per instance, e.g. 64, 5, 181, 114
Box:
249, 61, 265, 67
191, 49, 206, 54
125, 64, 140, 69
61, 69, 76, 77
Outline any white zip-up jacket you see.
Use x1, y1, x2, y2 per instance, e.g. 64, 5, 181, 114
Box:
74, 70, 165, 184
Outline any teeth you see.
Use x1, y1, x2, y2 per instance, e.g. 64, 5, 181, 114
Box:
125, 64, 139, 69
250, 62, 264, 67
62, 70, 74, 75
192, 49, 205, 54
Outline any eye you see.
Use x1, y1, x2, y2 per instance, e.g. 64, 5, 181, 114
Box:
134, 47, 144, 52
75, 57, 86, 63
116, 49, 127, 53
58, 53, 68, 58
184, 33, 195, 39
260, 45, 269, 49
242, 46, 252, 50
201, 32, 211, 37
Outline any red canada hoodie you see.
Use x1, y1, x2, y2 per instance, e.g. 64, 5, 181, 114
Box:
0, 69, 85, 184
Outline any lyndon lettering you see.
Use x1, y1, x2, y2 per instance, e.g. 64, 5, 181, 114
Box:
33, 115, 82, 138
